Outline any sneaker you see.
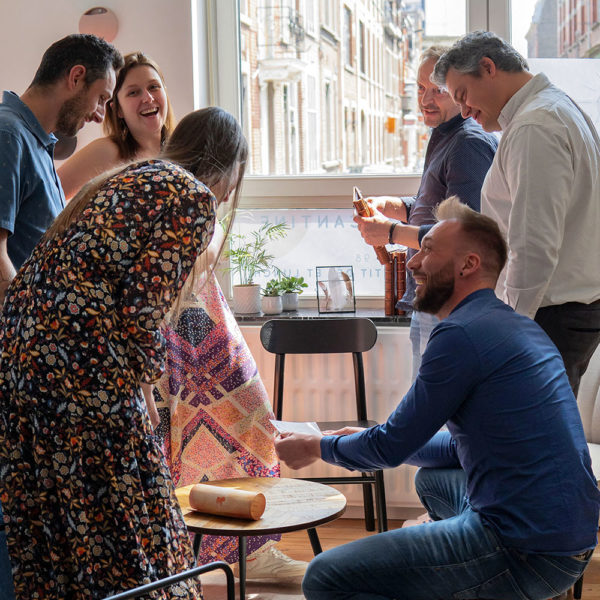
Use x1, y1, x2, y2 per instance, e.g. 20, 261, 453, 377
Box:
401, 512, 433, 528
235, 546, 308, 580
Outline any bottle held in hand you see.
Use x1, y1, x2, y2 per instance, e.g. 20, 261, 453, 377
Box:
352, 186, 391, 265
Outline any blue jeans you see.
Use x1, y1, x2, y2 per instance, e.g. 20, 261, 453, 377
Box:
0, 502, 15, 600
302, 468, 591, 599
409, 311, 439, 381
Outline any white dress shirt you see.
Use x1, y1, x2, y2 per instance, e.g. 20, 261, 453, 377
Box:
481, 73, 600, 318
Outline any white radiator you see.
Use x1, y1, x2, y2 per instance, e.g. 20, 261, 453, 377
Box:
241, 325, 424, 519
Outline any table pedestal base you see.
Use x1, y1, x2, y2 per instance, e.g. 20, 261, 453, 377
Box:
192, 528, 321, 599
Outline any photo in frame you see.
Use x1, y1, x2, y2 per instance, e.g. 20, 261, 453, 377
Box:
316, 266, 356, 313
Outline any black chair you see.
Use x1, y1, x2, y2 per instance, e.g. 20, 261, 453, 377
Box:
260, 317, 388, 533
102, 561, 235, 600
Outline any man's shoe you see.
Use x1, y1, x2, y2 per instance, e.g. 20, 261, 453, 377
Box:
234, 546, 308, 580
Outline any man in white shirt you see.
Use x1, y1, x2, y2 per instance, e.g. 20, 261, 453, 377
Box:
432, 31, 600, 396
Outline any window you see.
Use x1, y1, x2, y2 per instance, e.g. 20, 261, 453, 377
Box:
323, 80, 337, 165
208, 1, 511, 301
322, 0, 337, 32
304, 0, 318, 37
280, 0, 292, 46
237, 0, 468, 177
519, 0, 600, 132
306, 73, 319, 171
232, 208, 387, 296
359, 20, 366, 74
343, 6, 353, 67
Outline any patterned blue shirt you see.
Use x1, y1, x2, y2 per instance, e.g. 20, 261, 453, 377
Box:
0, 91, 65, 269
321, 289, 600, 554
400, 115, 498, 308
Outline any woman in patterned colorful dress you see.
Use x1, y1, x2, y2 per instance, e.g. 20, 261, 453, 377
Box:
59, 52, 307, 580
0, 107, 246, 599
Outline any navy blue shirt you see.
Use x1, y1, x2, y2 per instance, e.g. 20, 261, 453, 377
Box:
0, 91, 65, 269
321, 289, 600, 554
400, 115, 497, 307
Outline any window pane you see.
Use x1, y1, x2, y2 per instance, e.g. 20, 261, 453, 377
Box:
514, 0, 600, 130
517, 0, 600, 59
229, 209, 391, 296
240, 0, 467, 176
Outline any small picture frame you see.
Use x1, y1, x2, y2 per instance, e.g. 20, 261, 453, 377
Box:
316, 266, 356, 313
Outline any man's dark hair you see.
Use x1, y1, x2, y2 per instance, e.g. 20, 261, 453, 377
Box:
30, 34, 123, 88
432, 31, 528, 86
435, 196, 508, 278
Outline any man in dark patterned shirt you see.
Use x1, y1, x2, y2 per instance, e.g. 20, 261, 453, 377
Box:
354, 46, 497, 379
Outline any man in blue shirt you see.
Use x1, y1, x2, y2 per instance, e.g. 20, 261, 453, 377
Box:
0, 34, 122, 600
0, 34, 123, 301
276, 197, 599, 600
354, 46, 497, 379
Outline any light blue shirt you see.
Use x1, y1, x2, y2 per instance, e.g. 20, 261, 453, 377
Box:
0, 91, 65, 269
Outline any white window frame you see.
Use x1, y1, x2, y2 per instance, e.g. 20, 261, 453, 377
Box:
204, 0, 512, 302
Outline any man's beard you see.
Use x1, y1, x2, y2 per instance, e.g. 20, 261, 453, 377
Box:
413, 261, 455, 315
55, 90, 89, 137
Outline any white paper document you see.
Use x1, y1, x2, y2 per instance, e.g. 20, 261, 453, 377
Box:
270, 420, 322, 435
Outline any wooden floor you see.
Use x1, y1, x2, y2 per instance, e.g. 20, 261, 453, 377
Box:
202, 518, 600, 599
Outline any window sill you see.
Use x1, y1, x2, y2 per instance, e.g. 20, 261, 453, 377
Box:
235, 307, 411, 326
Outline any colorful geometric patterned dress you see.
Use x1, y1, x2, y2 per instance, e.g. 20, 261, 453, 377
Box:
0, 160, 214, 599
155, 274, 281, 564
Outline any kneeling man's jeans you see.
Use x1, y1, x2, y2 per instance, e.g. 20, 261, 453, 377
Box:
303, 468, 591, 600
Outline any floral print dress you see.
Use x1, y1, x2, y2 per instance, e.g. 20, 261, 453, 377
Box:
0, 160, 215, 599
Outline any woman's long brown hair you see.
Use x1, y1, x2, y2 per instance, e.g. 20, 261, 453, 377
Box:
43, 107, 248, 315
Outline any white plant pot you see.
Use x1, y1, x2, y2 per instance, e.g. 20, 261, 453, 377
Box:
281, 292, 299, 311
232, 284, 261, 314
261, 295, 283, 315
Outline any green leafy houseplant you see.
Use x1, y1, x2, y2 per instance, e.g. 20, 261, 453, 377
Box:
224, 222, 288, 286
262, 279, 282, 297
278, 275, 308, 294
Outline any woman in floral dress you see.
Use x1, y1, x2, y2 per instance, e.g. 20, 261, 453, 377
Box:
0, 107, 247, 599
59, 52, 303, 578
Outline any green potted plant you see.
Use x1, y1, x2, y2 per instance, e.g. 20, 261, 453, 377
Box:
224, 221, 288, 314
261, 279, 283, 315
278, 275, 308, 311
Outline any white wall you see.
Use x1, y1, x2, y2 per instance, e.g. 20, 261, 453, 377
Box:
0, 0, 205, 152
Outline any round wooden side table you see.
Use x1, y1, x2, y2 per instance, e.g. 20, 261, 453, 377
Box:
175, 477, 347, 599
